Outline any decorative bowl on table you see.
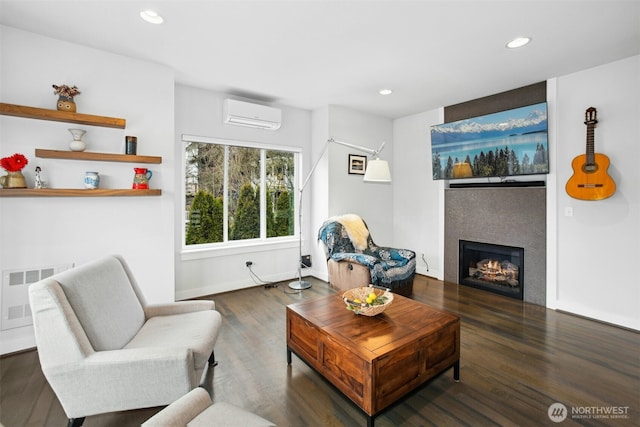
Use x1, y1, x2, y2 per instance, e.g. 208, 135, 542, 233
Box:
343, 285, 393, 316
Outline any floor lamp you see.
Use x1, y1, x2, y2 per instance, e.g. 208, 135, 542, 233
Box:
288, 138, 392, 290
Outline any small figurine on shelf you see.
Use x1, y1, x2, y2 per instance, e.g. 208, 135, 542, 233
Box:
34, 166, 46, 189
53, 84, 81, 112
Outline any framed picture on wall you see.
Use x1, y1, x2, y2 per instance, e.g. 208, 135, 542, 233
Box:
348, 154, 367, 175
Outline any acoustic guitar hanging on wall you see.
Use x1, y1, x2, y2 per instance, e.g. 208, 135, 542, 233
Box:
566, 107, 616, 200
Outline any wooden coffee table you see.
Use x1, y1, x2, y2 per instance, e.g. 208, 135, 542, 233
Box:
286, 292, 460, 426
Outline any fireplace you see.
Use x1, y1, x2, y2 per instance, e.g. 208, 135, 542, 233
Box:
459, 240, 524, 300
445, 187, 545, 305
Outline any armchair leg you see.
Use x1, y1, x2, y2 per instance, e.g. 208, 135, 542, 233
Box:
208, 350, 218, 367
67, 417, 85, 427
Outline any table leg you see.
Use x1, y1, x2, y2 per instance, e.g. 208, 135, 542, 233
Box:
453, 360, 460, 382
287, 348, 292, 365
367, 414, 374, 427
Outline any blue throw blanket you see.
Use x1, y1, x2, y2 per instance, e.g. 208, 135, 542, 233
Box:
318, 219, 416, 286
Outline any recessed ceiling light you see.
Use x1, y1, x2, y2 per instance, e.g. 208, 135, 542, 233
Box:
140, 10, 164, 24
379, 89, 393, 95
506, 37, 531, 49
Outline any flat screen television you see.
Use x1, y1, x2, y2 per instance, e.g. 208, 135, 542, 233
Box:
430, 102, 548, 180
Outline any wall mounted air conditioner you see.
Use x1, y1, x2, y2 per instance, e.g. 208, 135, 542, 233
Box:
223, 99, 282, 130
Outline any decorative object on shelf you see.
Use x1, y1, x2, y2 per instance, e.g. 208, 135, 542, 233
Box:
34, 166, 46, 189
68, 128, 87, 152
53, 84, 81, 112
0, 171, 27, 189
132, 167, 152, 189
0, 153, 28, 188
84, 172, 100, 189
125, 136, 138, 155
343, 285, 393, 316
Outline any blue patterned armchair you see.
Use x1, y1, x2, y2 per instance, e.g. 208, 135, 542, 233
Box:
318, 214, 416, 297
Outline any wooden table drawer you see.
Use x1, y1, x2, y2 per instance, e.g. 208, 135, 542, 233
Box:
288, 310, 320, 363
321, 335, 367, 404
424, 322, 460, 375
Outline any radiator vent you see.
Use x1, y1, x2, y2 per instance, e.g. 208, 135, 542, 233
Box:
1, 264, 72, 330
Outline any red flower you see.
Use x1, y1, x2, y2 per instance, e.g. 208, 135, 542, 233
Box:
1, 153, 29, 172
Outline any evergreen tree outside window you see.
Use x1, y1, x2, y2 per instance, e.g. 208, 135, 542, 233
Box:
184, 137, 297, 247
231, 182, 260, 240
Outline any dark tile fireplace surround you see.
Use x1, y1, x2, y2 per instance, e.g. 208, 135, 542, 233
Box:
444, 186, 546, 305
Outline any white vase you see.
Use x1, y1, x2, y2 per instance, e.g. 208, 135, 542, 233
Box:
68, 128, 87, 152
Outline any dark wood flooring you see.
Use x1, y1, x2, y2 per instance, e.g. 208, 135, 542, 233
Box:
1, 275, 638, 426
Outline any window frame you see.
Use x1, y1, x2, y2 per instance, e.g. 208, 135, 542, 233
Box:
180, 134, 301, 258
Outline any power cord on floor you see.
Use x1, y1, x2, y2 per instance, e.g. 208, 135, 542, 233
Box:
247, 264, 279, 288
246, 264, 309, 294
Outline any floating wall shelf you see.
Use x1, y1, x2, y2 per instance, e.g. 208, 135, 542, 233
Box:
35, 149, 162, 164
0, 189, 161, 198
0, 102, 163, 197
0, 102, 126, 128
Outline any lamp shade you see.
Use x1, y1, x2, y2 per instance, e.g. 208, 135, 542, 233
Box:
363, 159, 392, 182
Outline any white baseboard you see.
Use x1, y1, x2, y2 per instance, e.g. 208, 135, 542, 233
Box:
0, 329, 36, 356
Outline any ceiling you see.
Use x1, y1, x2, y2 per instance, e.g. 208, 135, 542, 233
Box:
1, 1, 638, 119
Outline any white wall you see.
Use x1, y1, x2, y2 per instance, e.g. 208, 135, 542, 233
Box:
392, 55, 639, 330
175, 102, 394, 293
308, 106, 394, 282
309, 106, 330, 281
393, 109, 444, 278
173, 85, 312, 299
0, 26, 176, 354
327, 106, 394, 241
551, 56, 639, 330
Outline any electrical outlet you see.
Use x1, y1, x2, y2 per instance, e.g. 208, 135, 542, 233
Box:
301, 255, 311, 268
245, 261, 253, 267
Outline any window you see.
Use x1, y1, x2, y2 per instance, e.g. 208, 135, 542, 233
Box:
184, 136, 297, 247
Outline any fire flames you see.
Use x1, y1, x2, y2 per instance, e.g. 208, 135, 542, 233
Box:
470, 259, 519, 287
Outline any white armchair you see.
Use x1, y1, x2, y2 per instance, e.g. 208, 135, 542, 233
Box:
142, 387, 276, 427
28, 254, 222, 427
